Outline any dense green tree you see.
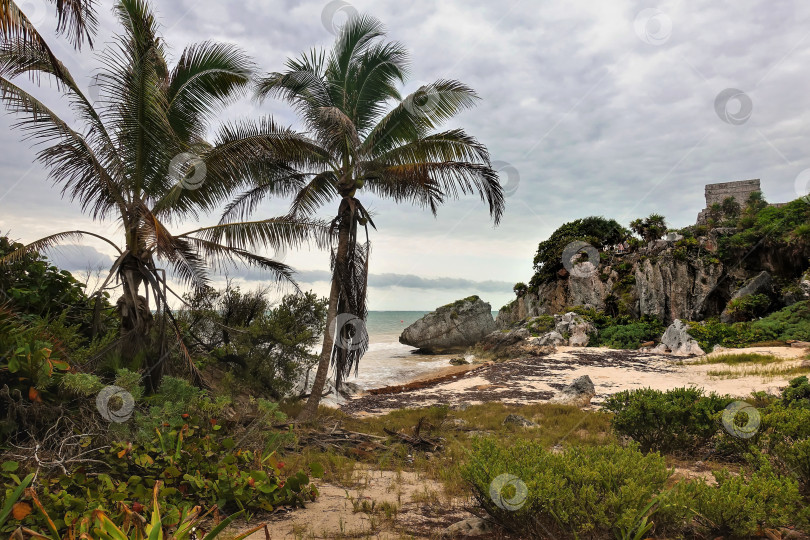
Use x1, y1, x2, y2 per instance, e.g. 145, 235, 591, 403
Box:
178, 285, 328, 399
530, 217, 628, 288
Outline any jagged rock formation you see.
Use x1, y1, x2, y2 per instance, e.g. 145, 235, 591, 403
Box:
399, 296, 496, 352
498, 244, 726, 327
550, 375, 596, 406
657, 319, 705, 356
498, 236, 807, 328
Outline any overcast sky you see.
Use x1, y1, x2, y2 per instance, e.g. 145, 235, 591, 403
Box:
2, 0, 809, 310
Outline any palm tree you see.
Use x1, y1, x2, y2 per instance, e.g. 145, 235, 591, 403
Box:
630, 214, 668, 244
0, 0, 330, 391
232, 16, 504, 420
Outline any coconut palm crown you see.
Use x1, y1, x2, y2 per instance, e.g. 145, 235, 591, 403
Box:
233, 15, 505, 419
0, 0, 330, 391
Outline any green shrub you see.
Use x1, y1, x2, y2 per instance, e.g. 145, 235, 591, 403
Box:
593, 318, 665, 349
724, 293, 771, 322
603, 387, 732, 454
686, 302, 810, 350
462, 438, 671, 539
529, 216, 629, 287
782, 375, 810, 408
761, 402, 810, 491
525, 315, 555, 336
663, 466, 804, 537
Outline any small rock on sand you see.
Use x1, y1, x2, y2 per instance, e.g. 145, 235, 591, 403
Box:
551, 374, 596, 406
441, 517, 492, 538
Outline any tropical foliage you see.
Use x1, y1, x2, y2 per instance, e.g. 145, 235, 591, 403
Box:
529, 216, 628, 288
0, 0, 330, 391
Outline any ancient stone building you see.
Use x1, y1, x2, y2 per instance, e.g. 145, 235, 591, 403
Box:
696, 179, 761, 224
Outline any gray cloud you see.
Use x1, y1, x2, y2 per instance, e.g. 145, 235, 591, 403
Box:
44, 244, 114, 272
236, 267, 512, 293
2, 0, 809, 310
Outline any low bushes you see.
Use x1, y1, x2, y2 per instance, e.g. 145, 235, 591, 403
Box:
602, 387, 732, 454
660, 466, 805, 538
463, 438, 808, 539
592, 318, 665, 349
462, 439, 671, 539
687, 301, 810, 350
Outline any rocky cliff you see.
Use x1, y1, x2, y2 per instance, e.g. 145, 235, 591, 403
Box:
498, 236, 809, 328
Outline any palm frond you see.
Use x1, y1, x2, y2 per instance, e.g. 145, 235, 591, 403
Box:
53, 0, 98, 49
0, 230, 121, 264
364, 161, 504, 224
183, 236, 299, 288
361, 80, 479, 157
179, 217, 334, 254
167, 41, 254, 141
0, 77, 126, 218
218, 170, 314, 223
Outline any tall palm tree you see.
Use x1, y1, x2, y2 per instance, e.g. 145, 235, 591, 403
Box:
232, 16, 505, 420
0, 0, 330, 391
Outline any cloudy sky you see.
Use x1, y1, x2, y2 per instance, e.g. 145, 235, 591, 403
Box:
1, 0, 809, 310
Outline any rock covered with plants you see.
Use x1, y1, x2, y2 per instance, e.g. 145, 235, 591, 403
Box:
399, 296, 497, 352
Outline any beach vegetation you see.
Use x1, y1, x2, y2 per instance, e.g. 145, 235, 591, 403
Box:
463, 439, 671, 539
603, 387, 733, 455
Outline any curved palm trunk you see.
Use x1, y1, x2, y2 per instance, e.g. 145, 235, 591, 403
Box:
298, 207, 352, 421
116, 253, 160, 393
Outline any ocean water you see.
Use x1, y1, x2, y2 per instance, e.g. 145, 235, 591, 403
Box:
342, 311, 497, 390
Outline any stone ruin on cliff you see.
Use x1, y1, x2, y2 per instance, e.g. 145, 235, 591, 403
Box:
695, 179, 761, 224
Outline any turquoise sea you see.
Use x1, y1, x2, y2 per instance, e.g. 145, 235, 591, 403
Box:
344, 311, 496, 390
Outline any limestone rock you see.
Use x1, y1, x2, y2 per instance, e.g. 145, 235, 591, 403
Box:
476, 328, 554, 359
441, 517, 492, 538
400, 296, 496, 352
731, 271, 774, 300
536, 330, 565, 346
801, 276, 810, 298
661, 320, 705, 356
502, 414, 538, 427
550, 375, 596, 406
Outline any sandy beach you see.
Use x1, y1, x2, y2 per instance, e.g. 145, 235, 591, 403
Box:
342, 345, 809, 416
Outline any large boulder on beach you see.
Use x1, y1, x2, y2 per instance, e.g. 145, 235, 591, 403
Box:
659, 319, 705, 356
399, 296, 497, 353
